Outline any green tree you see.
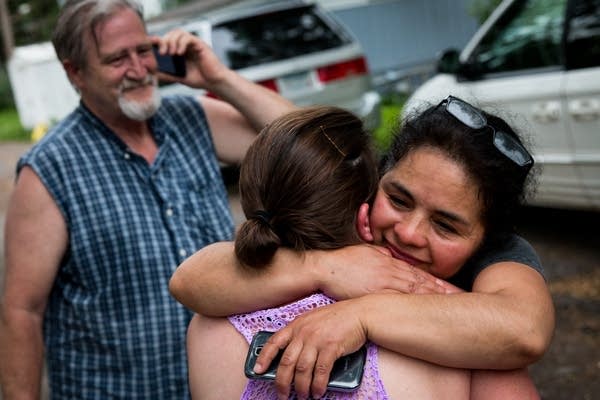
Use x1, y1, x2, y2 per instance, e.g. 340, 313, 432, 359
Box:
0, 1, 59, 110
7, 0, 60, 46
162, 0, 197, 9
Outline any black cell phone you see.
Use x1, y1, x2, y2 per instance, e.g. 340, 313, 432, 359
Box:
152, 45, 186, 77
244, 330, 367, 392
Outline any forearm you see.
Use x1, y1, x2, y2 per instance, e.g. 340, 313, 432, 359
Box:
170, 243, 452, 315
169, 242, 318, 316
0, 307, 45, 399
207, 69, 295, 131
159, 30, 295, 133
360, 290, 551, 369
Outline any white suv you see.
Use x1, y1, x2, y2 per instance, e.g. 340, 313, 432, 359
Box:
148, 0, 381, 131
404, 0, 600, 211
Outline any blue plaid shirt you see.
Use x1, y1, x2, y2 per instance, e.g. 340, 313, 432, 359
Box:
18, 95, 235, 399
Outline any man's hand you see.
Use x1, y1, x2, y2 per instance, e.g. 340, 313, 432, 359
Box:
253, 300, 367, 399
312, 244, 461, 300
151, 29, 230, 90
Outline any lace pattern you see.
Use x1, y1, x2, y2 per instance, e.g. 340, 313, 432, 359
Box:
229, 293, 389, 399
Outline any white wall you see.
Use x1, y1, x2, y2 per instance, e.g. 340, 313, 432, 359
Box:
140, 0, 162, 18
7, 42, 79, 129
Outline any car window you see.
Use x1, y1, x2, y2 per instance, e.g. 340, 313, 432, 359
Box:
468, 0, 567, 74
210, 5, 351, 70
565, 0, 600, 69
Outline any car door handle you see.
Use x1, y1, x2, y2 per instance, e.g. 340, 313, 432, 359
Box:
569, 99, 600, 122
532, 102, 561, 123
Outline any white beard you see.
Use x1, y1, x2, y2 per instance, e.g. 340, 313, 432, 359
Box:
118, 76, 162, 121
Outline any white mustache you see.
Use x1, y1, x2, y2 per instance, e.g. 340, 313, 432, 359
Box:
119, 75, 156, 91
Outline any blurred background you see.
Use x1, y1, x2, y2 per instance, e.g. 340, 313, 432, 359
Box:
0, 0, 493, 144
0, 1, 598, 399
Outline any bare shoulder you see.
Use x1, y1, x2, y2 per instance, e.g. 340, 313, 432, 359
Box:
3, 166, 67, 311
378, 347, 470, 398
187, 315, 248, 399
473, 261, 548, 293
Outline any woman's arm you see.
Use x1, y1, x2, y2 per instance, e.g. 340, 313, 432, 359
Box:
366, 262, 554, 367
170, 242, 317, 315
253, 261, 554, 397
171, 243, 553, 367
169, 242, 451, 316
172, 246, 553, 398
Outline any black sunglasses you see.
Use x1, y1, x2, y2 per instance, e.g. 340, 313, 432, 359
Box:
439, 96, 534, 169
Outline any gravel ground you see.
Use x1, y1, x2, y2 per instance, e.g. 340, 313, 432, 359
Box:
0, 143, 598, 399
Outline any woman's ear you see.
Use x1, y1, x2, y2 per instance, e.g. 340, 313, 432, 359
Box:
356, 203, 374, 242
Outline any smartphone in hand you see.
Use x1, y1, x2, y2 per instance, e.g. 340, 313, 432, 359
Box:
244, 330, 367, 392
152, 45, 186, 77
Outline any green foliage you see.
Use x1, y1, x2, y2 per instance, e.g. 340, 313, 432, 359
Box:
372, 95, 404, 153
468, 0, 503, 24
162, 0, 199, 9
0, 107, 29, 142
7, 0, 60, 47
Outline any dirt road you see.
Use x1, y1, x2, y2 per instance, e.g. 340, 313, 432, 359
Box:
0, 143, 598, 399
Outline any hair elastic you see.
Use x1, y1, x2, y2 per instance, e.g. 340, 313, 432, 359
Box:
251, 210, 272, 226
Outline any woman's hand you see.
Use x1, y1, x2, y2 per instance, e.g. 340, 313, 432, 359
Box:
253, 299, 367, 399
313, 244, 461, 300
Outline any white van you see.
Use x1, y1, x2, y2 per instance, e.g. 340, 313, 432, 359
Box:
403, 0, 600, 211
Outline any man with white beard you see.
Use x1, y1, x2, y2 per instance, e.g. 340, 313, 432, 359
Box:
0, 0, 294, 399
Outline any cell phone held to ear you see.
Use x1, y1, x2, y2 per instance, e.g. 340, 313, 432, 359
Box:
244, 330, 367, 393
152, 45, 186, 77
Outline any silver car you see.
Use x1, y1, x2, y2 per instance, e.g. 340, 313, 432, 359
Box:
148, 0, 381, 131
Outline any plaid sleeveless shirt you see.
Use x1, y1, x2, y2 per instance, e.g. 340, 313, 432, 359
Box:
18, 95, 234, 398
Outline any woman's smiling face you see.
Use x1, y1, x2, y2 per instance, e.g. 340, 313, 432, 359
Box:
369, 146, 486, 279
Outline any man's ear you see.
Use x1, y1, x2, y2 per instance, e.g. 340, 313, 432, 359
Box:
356, 203, 374, 242
62, 60, 84, 90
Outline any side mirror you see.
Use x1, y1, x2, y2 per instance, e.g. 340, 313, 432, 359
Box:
436, 49, 461, 74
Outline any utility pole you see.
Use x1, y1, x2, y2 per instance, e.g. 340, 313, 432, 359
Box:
0, 0, 14, 59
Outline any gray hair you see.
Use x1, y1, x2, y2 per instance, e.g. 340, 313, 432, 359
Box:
52, 0, 144, 69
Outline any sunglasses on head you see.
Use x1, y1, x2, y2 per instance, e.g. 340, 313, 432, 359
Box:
439, 95, 534, 170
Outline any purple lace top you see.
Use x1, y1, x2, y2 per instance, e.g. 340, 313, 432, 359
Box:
228, 293, 389, 399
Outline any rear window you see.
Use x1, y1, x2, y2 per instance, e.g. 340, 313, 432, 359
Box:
211, 5, 351, 70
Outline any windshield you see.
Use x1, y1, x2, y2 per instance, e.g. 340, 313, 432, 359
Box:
469, 0, 567, 73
